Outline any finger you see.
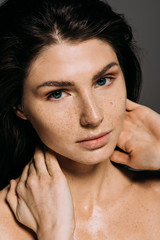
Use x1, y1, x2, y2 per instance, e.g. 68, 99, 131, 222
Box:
110, 150, 130, 165
6, 179, 18, 215
116, 130, 132, 154
45, 149, 63, 177
19, 163, 30, 183
126, 99, 140, 111
33, 147, 48, 175
28, 161, 37, 175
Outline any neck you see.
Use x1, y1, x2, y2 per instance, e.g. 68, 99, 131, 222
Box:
56, 154, 131, 204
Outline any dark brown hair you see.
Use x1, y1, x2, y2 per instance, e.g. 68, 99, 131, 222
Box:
0, 0, 142, 189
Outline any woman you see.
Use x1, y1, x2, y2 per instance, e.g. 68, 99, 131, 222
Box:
0, 0, 160, 239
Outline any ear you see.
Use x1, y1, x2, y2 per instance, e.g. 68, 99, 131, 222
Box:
13, 105, 28, 120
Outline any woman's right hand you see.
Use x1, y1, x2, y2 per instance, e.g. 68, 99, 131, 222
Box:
6, 148, 75, 240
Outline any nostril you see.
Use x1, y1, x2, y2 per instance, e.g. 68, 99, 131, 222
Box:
80, 107, 103, 127
79, 93, 103, 127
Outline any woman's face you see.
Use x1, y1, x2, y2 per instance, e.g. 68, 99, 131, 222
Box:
19, 39, 126, 165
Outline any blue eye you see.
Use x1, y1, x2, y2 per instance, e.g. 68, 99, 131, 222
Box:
48, 90, 65, 100
96, 77, 111, 86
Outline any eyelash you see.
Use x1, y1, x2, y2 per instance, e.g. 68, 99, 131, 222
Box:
47, 76, 114, 100
95, 76, 114, 87
47, 90, 67, 100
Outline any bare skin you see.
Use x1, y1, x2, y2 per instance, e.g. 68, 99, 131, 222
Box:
111, 99, 160, 170
6, 149, 74, 240
0, 39, 160, 239
1, 153, 160, 240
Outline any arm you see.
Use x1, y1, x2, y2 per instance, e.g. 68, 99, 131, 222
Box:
6, 148, 75, 240
111, 99, 160, 170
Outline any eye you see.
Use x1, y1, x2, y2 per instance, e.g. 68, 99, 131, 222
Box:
96, 77, 112, 87
47, 90, 67, 100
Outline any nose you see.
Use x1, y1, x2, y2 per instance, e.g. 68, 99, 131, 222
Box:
80, 92, 103, 128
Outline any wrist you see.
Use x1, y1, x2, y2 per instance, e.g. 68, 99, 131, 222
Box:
37, 225, 75, 240
152, 144, 160, 170
37, 232, 74, 240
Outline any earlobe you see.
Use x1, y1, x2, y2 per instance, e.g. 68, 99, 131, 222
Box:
13, 105, 28, 120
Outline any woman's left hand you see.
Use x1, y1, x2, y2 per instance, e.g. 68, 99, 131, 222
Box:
110, 99, 160, 170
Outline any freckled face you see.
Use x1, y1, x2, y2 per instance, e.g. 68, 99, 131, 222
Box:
21, 39, 126, 165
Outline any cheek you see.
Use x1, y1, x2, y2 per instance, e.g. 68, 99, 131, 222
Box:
112, 99, 126, 141
105, 84, 126, 134
112, 97, 126, 127
26, 105, 77, 146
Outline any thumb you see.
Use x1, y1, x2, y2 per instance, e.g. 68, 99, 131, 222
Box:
6, 179, 18, 214
110, 150, 130, 165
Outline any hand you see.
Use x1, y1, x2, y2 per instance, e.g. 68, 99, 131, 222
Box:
111, 99, 160, 170
6, 148, 75, 240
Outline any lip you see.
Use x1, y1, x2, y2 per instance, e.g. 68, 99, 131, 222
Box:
77, 131, 111, 150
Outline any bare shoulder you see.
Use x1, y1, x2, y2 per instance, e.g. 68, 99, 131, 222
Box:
0, 186, 36, 240
134, 172, 160, 194
133, 174, 160, 213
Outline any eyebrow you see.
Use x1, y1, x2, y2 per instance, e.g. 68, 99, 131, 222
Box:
36, 61, 119, 89
92, 62, 118, 81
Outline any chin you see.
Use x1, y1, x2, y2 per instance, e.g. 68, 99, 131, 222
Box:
72, 145, 115, 165
44, 136, 117, 166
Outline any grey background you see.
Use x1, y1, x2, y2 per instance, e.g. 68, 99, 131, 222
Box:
108, 0, 160, 112
0, 0, 159, 112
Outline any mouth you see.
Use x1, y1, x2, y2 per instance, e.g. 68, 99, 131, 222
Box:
77, 131, 112, 150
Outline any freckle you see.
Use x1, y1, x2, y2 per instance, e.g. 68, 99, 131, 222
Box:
84, 205, 88, 210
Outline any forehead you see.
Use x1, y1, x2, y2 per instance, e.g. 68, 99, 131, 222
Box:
26, 39, 119, 85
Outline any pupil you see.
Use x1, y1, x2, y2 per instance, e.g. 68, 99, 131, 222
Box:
53, 90, 62, 99
98, 78, 106, 86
